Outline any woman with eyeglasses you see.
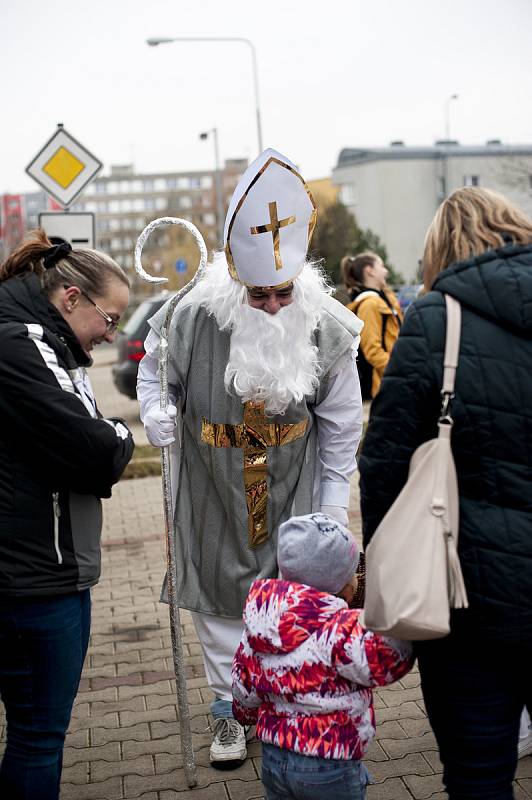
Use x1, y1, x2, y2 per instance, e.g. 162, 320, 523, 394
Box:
0, 228, 134, 799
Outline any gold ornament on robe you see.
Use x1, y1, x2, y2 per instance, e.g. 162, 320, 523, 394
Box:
201, 401, 308, 548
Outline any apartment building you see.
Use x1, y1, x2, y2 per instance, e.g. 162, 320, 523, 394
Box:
332, 141, 532, 280
71, 159, 246, 268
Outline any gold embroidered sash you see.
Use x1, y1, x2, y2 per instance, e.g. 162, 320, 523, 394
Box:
201, 401, 308, 548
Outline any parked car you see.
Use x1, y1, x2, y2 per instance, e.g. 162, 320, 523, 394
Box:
112, 292, 174, 399
395, 283, 423, 312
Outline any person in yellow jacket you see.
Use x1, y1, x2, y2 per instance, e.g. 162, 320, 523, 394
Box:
342, 252, 403, 398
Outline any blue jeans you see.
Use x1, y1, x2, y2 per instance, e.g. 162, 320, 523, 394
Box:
417, 634, 532, 799
211, 698, 234, 719
261, 743, 370, 800
0, 590, 91, 800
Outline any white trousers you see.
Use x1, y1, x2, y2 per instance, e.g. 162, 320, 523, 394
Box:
190, 611, 244, 701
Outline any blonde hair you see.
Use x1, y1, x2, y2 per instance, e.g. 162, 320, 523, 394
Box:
0, 228, 129, 295
423, 187, 532, 290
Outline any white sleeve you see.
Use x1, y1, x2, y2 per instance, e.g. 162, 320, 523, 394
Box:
314, 345, 363, 508
137, 328, 179, 421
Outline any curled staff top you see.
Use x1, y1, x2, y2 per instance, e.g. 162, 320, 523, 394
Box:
134, 217, 208, 284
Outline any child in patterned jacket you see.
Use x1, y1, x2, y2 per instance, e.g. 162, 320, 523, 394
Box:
232, 512, 414, 800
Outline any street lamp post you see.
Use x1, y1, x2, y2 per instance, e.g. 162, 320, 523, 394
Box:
200, 128, 224, 247
147, 37, 263, 153
439, 94, 459, 201
444, 93, 459, 141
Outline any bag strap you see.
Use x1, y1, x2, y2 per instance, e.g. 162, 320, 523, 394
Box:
440, 295, 461, 421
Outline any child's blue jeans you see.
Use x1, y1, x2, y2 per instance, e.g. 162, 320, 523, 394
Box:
261, 743, 370, 800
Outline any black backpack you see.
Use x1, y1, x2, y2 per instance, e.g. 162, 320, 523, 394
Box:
356, 346, 375, 401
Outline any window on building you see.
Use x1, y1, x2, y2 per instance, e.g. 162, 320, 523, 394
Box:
110, 219, 121, 231
201, 176, 213, 189
463, 175, 480, 187
143, 179, 154, 192
95, 183, 107, 194
154, 179, 166, 192
180, 196, 192, 209
202, 213, 216, 226
155, 197, 167, 210
340, 185, 356, 206
189, 177, 201, 189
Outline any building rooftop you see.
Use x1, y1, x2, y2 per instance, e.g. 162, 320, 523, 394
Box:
336, 141, 532, 167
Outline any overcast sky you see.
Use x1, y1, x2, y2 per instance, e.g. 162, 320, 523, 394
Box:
2, 0, 532, 195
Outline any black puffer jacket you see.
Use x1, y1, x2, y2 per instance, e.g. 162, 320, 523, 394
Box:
360, 242, 532, 644
0, 274, 134, 596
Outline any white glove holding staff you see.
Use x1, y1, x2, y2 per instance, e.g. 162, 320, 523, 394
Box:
144, 404, 177, 447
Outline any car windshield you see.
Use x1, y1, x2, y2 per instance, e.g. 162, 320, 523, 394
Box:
122, 300, 157, 337
122, 295, 174, 337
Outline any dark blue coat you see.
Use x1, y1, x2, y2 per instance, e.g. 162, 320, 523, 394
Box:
360, 242, 532, 644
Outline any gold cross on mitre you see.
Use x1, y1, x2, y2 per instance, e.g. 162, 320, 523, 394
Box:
201, 401, 308, 548
250, 201, 296, 271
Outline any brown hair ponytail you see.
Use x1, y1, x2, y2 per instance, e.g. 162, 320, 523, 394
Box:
0, 228, 52, 282
341, 252, 381, 294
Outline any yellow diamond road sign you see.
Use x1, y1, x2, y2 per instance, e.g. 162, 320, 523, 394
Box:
26, 126, 102, 208
43, 146, 85, 189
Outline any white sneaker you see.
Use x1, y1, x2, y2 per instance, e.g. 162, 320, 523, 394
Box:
209, 718, 247, 765
518, 732, 532, 759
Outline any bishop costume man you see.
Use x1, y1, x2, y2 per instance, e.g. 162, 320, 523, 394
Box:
137, 149, 364, 765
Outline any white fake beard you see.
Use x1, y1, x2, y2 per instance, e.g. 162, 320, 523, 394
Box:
196, 253, 330, 415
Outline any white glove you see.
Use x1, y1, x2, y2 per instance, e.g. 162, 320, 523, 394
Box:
143, 404, 177, 447
320, 505, 349, 527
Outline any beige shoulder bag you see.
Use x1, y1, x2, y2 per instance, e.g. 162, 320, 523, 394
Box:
362, 294, 468, 640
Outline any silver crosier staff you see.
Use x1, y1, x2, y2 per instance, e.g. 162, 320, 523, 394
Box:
134, 217, 208, 788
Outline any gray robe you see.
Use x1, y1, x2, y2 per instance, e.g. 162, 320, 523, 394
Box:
150, 294, 360, 618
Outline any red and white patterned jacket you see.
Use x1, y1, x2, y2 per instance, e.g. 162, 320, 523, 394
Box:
232, 578, 413, 760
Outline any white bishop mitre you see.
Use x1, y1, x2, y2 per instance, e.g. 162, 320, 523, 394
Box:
224, 148, 317, 288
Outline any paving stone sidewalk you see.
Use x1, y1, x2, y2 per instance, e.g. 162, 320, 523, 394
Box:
1, 348, 531, 799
